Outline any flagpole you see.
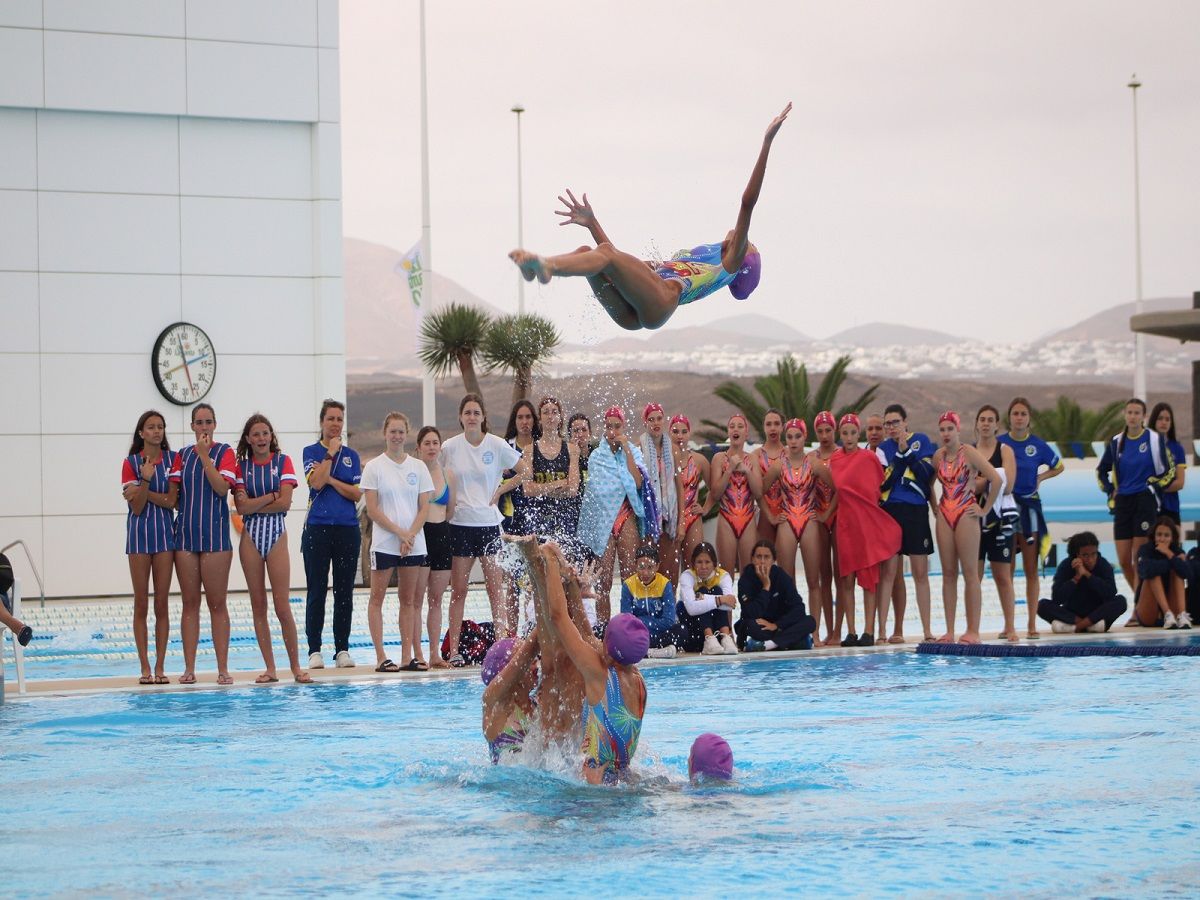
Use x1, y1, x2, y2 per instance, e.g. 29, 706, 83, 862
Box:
419, 0, 436, 427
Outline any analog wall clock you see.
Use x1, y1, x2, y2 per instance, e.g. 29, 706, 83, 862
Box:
152, 322, 216, 405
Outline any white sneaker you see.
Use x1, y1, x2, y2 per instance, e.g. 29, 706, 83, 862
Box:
334, 650, 356, 668
308, 652, 325, 669
702, 634, 722, 655
1177, 611, 1193, 630
647, 645, 677, 659
1051, 620, 1074, 634
1163, 611, 1179, 630
719, 633, 739, 655
1087, 620, 1107, 633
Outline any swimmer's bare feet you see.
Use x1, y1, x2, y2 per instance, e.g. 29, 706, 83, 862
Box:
820, 634, 840, 647
430, 657, 451, 669
935, 632, 954, 643
887, 634, 906, 644
509, 250, 551, 284
958, 631, 982, 644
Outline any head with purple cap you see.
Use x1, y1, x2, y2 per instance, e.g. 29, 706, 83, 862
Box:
688, 733, 734, 782
480, 638, 518, 686
728, 251, 761, 301
603, 613, 650, 666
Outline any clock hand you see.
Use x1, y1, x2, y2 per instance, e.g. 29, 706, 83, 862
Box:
163, 353, 210, 376
175, 334, 195, 395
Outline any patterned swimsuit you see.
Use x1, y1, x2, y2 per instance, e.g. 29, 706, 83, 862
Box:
938, 446, 976, 529
678, 453, 702, 535
581, 666, 646, 784
719, 463, 756, 539
779, 454, 817, 540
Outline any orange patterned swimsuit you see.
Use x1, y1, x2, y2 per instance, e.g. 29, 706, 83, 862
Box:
779, 454, 817, 540
814, 451, 836, 528
678, 453, 702, 535
938, 446, 976, 529
719, 464, 756, 539
758, 449, 785, 522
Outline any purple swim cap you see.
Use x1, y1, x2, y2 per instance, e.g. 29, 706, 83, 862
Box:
728, 251, 761, 301
689, 733, 734, 781
480, 637, 518, 685
604, 613, 650, 665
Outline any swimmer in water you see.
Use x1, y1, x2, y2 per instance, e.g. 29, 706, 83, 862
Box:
508, 103, 791, 330
526, 541, 648, 785
481, 631, 540, 765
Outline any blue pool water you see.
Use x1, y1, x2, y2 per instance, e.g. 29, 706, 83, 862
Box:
4, 652, 1198, 896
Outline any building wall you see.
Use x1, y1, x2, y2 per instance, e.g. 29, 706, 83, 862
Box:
0, 1, 345, 597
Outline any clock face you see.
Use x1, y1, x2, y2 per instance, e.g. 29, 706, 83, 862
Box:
152, 322, 216, 405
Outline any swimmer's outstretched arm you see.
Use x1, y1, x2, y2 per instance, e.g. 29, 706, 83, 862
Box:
556, 190, 614, 247
722, 101, 792, 274
483, 628, 540, 741
538, 547, 606, 687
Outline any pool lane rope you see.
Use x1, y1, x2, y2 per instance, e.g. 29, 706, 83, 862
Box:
916, 641, 1200, 657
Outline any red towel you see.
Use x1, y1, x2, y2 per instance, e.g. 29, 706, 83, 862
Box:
829, 447, 902, 591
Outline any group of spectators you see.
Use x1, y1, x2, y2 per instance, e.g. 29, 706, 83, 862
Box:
7, 392, 1189, 685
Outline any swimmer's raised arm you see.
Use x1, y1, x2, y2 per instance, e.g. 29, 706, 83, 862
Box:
540, 547, 606, 684
723, 101, 791, 273
555, 189, 615, 247
482, 628, 540, 740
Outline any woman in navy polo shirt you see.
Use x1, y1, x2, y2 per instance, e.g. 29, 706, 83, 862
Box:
302, 400, 363, 669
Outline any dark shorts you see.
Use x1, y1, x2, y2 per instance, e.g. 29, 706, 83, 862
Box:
884, 502, 933, 556
449, 524, 502, 559
423, 520, 452, 572
370, 550, 427, 571
978, 526, 1014, 564
1113, 492, 1157, 541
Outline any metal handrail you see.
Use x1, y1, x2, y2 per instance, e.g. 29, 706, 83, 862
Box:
1, 540, 45, 609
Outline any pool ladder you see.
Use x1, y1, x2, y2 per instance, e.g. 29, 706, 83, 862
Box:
2, 539, 44, 696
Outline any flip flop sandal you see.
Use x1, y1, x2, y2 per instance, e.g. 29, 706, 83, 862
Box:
153, 675, 170, 684
375, 659, 401, 673
217, 674, 234, 685
400, 659, 425, 672
178, 673, 197, 685
255, 674, 280, 684
447, 653, 466, 668
138, 675, 154, 685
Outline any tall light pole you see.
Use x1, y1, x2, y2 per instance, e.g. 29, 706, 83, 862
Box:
419, 0, 436, 426
512, 103, 526, 315
1129, 74, 1146, 400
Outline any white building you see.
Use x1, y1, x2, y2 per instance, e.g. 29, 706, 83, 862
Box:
1, 1, 345, 597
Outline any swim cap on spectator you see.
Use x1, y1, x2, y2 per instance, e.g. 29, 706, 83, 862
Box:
670, 414, 690, 429
728, 252, 761, 301
814, 411, 835, 430
784, 418, 807, 437
480, 637, 518, 685
605, 406, 625, 423
604, 613, 650, 665
643, 402, 664, 420
939, 410, 961, 429
689, 733, 734, 781
839, 413, 860, 431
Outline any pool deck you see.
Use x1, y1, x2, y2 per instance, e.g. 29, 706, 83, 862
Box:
4, 624, 1179, 700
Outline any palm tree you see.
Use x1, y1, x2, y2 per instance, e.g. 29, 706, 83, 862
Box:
1031, 396, 1125, 456
417, 302, 491, 396
702, 354, 880, 440
480, 312, 561, 404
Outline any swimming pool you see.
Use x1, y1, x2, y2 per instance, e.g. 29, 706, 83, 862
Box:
4, 651, 1196, 896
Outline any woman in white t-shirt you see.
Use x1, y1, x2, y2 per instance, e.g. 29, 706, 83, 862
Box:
362, 412, 434, 672
440, 393, 528, 659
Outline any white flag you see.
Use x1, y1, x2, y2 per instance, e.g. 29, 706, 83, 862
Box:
394, 241, 424, 311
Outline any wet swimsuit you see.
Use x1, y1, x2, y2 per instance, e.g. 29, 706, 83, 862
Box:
653, 243, 739, 306
779, 454, 817, 540
719, 462, 755, 539
758, 449, 785, 523
937, 446, 976, 529
489, 705, 534, 765
678, 453, 702, 535
581, 665, 646, 784
814, 451, 836, 529
237, 452, 299, 559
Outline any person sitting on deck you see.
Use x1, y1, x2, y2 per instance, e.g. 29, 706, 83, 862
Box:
620, 544, 686, 659
1134, 517, 1192, 630
735, 540, 816, 651
1037, 531, 1127, 634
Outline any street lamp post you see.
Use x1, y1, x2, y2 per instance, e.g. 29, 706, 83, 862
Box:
512, 103, 526, 315
1129, 75, 1146, 400
419, 0, 436, 426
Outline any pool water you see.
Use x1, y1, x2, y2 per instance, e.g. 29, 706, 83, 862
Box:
4, 652, 1197, 896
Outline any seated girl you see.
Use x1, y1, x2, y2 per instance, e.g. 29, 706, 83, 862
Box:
1135, 517, 1192, 629
620, 544, 686, 658
677, 542, 739, 655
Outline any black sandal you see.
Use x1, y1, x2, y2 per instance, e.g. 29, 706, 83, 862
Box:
375, 659, 400, 673
840, 633, 858, 648
401, 659, 427, 672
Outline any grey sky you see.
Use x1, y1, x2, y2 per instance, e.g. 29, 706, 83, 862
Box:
339, 0, 1199, 343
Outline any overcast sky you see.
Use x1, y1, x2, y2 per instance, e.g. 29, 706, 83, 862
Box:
339, 1, 1200, 343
